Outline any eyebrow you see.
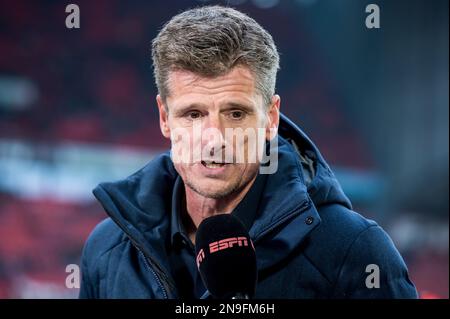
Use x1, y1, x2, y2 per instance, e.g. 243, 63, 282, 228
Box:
223, 102, 255, 113
171, 103, 206, 117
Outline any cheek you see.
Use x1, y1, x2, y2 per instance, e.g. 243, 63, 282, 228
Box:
171, 139, 189, 164
233, 130, 265, 164
169, 127, 197, 163
173, 162, 193, 182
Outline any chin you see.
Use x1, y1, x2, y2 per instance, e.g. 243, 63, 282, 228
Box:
189, 180, 237, 199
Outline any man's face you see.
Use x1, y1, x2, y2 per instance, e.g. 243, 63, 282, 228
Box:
157, 66, 279, 199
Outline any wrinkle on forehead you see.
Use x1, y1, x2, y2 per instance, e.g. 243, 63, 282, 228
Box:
166, 66, 259, 104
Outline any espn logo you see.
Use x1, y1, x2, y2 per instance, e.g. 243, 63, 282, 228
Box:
196, 236, 255, 267
209, 236, 251, 253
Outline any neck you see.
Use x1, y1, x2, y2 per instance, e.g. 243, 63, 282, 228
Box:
184, 176, 257, 234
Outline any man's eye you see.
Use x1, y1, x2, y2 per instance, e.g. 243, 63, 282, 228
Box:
230, 110, 244, 119
187, 111, 201, 119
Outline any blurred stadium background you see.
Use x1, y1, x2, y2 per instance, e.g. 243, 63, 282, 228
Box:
0, 0, 448, 298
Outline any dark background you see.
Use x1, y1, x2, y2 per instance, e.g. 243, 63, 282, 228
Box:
0, 0, 448, 298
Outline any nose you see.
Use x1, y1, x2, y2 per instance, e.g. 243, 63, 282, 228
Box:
202, 113, 226, 158
203, 112, 223, 131
209, 143, 225, 157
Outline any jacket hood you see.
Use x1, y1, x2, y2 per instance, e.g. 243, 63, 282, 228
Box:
278, 113, 351, 209
92, 113, 352, 294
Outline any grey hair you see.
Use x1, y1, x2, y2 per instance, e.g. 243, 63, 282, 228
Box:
151, 5, 280, 107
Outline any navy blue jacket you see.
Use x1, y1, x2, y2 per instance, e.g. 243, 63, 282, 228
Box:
79, 114, 418, 299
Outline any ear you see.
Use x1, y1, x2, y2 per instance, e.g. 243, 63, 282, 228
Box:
156, 95, 171, 139
265, 94, 280, 141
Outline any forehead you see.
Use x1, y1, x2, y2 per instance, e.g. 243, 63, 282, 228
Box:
166, 66, 261, 107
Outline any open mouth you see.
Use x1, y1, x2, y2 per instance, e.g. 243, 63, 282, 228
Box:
201, 160, 227, 168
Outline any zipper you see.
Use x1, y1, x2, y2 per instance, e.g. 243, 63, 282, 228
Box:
107, 213, 175, 299
137, 248, 168, 299
131, 239, 176, 299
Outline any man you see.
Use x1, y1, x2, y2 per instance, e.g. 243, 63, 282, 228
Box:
79, 5, 417, 299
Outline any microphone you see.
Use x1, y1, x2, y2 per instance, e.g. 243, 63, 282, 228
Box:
195, 214, 257, 299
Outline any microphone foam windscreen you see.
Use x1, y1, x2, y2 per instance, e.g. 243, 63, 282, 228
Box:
195, 214, 257, 299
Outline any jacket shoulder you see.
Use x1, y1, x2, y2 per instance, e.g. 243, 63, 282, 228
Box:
305, 204, 417, 298
336, 222, 418, 298
83, 218, 126, 258
307, 203, 378, 257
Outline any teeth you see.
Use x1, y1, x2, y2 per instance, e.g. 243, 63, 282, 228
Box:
205, 163, 224, 168
202, 161, 225, 168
